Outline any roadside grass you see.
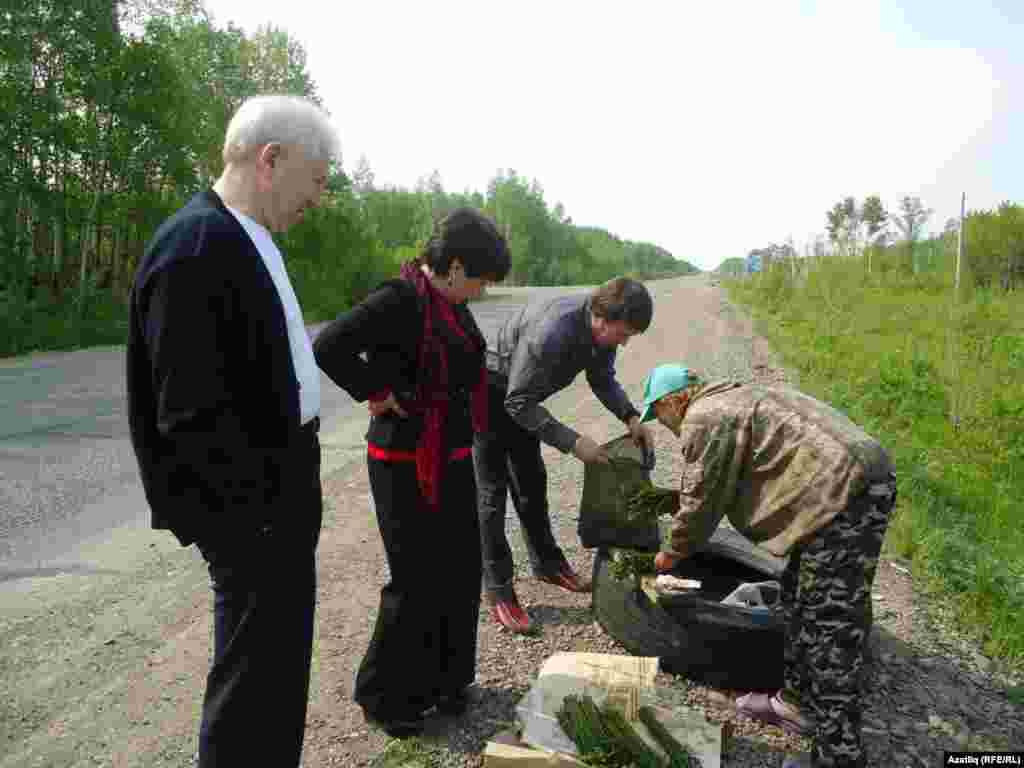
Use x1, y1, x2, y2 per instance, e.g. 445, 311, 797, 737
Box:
0, 244, 406, 359
1008, 686, 1024, 708
724, 252, 1024, 671
0, 278, 130, 357
369, 737, 447, 767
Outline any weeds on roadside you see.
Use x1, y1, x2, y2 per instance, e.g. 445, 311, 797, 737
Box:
369, 737, 445, 768
726, 253, 1024, 669
1007, 686, 1024, 708
608, 550, 657, 581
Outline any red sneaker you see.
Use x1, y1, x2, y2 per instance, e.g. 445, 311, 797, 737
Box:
489, 595, 533, 634
538, 563, 592, 593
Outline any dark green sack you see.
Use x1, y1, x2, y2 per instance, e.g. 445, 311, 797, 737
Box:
577, 434, 660, 551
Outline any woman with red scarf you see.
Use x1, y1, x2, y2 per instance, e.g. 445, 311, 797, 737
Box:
313, 208, 510, 738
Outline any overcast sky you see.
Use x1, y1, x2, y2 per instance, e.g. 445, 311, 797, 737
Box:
203, 0, 1022, 271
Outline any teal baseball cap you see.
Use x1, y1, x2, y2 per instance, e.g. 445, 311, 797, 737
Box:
639, 364, 694, 423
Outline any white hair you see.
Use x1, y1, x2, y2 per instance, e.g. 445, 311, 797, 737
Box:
222, 95, 341, 165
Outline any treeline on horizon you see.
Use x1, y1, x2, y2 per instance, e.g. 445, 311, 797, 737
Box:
717, 193, 1024, 290
0, 0, 697, 357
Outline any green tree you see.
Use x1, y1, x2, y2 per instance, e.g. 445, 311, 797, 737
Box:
893, 196, 934, 273
862, 195, 888, 244
826, 201, 846, 252
861, 194, 888, 274
962, 202, 1024, 289
351, 154, 375, 197
0, 0, 696, 355
718, 257, 746, 275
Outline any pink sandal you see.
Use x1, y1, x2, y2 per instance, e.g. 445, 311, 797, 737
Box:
736, 692, 814, 737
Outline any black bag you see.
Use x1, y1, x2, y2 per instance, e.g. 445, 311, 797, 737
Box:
577, 434, 660, 551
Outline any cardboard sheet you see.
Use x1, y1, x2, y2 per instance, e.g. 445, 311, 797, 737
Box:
512, 652, 722, 768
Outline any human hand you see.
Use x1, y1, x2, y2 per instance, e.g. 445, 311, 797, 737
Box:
654, 551, 681, 573
573, 435, 610, 464
368, 393, 408, 418
626, 415, 651, 468
627, 416, 653, 453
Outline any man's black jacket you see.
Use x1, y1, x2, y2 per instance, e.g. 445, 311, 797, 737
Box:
126, 190, 312, 548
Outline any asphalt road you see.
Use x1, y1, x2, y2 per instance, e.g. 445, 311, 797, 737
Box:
0, 286, 585, 583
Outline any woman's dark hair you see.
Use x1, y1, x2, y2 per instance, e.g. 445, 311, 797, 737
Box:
590, 277, 653, 332
422, 207, 511, 282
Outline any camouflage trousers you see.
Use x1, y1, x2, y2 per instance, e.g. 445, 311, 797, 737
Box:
780, 474, 897, 768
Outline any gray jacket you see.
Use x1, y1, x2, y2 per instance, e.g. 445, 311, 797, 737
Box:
485, 294, 640, 453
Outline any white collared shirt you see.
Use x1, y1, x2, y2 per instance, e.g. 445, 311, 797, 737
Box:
227, 207, 320, 426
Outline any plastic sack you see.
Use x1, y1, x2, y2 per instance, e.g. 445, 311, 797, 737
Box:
577, 434, 659, 552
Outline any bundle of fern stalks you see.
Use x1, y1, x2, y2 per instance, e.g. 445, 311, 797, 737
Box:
556, 694, 694, 768
624, 483, 679, 522
607, 549, 658, 581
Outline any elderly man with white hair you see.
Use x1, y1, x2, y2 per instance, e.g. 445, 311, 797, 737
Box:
127, 95, 340, 768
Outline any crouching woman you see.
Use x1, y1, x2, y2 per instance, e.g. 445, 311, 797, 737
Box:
640, 364, 897, 768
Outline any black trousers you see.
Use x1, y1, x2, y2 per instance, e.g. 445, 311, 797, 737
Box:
472, 379, 566, 597
195, 426, 322, 768
354, 454, 482, 721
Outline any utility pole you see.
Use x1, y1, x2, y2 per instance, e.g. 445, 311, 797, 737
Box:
951, 191, 966, 432
955, 192, 966, 302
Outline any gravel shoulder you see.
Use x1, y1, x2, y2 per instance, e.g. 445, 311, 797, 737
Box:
1, 275, 1020, 768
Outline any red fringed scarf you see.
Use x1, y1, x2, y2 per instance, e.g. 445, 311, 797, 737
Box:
399, 261, 488, 510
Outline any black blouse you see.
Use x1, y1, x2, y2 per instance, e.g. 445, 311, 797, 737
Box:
313, 278, 484, 453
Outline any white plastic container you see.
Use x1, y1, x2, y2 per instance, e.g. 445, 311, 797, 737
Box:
720, 580, 781, 610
